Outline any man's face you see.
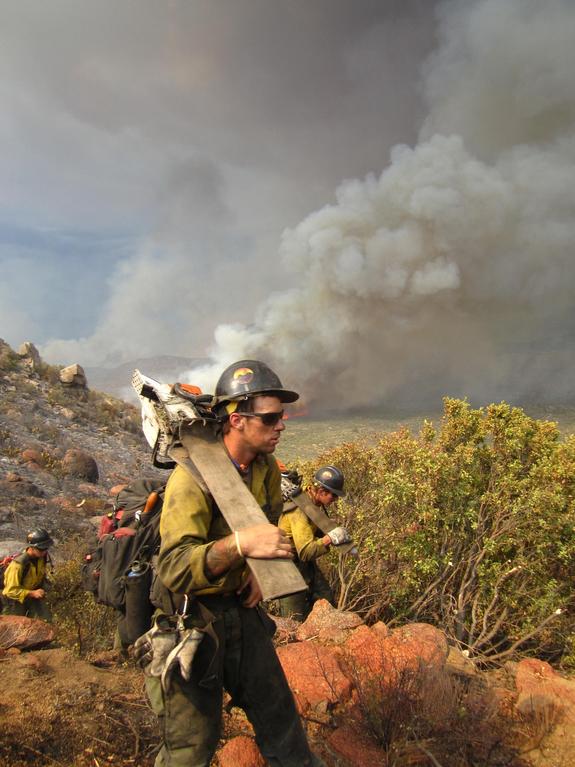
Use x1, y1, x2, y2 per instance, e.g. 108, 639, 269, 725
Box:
315, 487, 337, 507
237, 395, 286, 454
29, 546, 48, 558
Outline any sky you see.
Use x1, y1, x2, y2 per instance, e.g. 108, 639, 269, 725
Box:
2, 0, 575, 411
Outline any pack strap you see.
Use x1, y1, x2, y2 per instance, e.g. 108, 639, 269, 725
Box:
172, 421, 307, 601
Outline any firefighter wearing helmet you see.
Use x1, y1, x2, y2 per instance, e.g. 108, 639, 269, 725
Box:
140, 360, 325, 767
277, 465, 350, 621
1, 528, 54, 620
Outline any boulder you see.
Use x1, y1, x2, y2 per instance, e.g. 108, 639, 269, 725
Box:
217, 735, 265, 767
277, 642, 352, 713
296, 599, 364, 644
21, 448, 45, 467
328, 723, 385, 766
344, 621, 449, 689
344, 624, 388, 678
382, 622, 449, 672
17, 342, 41, 371
59, 363, 88, 388
0, 615, 55, 651
62, 449, 99, 483
514, 658, 575, 723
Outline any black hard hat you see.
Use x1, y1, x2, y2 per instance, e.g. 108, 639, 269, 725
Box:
314, 466, 345, 497
26, 528, 54, 550
215, 360, 299, 405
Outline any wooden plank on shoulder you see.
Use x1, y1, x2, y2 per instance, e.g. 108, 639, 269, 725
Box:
174, 422, 307, 600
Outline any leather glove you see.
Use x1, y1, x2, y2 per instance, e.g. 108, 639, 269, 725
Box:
160, 628, 204, 693
132, 617, 178, 675
327, 526, 352, 546
132, 632, 154, 670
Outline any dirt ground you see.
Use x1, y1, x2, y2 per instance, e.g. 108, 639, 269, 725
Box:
0, 648, 159, 767
2, 646, 575, 767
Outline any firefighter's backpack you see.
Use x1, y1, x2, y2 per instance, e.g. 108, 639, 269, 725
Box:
0, 551, 29, 593
81, 478, 166, 639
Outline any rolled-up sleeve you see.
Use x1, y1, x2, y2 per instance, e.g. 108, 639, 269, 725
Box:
157, 466, 245, 595
284, 508, 328, 562
2, 558, 45, 603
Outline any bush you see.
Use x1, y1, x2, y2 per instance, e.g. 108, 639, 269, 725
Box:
350, 656, 522, 766
305, 399, 575, 665
48, 536, 118, 656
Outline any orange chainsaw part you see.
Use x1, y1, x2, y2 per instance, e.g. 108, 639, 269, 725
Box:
176, 383, 202, 396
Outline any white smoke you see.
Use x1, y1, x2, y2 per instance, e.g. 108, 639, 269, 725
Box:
189, 0, 575, 410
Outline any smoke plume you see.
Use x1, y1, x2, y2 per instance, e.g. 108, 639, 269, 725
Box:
190, 0, 575, 411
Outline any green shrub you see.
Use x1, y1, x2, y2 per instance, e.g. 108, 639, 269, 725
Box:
37, 361, 62, 385
48, 536, 118, 656
0, 347, 20, 372
305, 399, 575, 664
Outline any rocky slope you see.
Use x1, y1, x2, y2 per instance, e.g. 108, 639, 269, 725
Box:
0, 338, 165, 556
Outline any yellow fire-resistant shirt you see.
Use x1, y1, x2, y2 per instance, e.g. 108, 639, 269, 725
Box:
278, 498, 329, 563
156, 454, 283, 596
2, 552, 47, 603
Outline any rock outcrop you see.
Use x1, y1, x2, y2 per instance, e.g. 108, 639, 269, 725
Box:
0, 615, 56, 651
59, 363, 88, 388
62, 449, 99, 483
17, 342, 42, 371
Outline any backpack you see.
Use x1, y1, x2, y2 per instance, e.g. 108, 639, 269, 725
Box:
0, 551, 28, 593
81, 478, 167, 643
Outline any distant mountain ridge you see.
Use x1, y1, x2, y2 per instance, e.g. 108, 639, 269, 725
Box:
84, 354, 209, 401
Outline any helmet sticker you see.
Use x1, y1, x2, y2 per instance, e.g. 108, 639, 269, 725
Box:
232, 367, 254, 385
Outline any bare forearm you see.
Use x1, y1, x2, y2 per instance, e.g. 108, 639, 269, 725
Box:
204, 535, 243, 578
204, 523, 293, 578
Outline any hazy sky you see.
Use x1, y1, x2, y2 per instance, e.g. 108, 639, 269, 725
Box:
2, 0, 575, 411
0, 0, 435, 359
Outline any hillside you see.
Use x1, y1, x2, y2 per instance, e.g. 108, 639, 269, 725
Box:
0, 339, 165, 557
2, 339, 575, 767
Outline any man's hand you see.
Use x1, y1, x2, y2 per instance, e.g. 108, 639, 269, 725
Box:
238, 523, 293, 560
28, 588, 46, 599
205, 523, 293, 579
326, 527, 351, 546
237, 571, 263, 608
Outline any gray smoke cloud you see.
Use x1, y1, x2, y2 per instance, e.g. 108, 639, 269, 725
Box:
189, 0, 575, 410
0, 0, 432, 365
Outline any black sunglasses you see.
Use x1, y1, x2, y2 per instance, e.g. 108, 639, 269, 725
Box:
240, 410, 285, 427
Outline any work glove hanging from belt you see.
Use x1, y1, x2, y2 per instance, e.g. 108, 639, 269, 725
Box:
132, 614, 204, 693
327, 526, 352, 546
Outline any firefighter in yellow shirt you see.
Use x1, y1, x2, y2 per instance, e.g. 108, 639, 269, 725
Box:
137, 360, 325, 767
278, 466, 347, 621
2, 528, 53, 621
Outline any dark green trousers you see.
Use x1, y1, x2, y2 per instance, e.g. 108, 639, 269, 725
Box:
277, 561, 334, 622
146, 598, 319, 767
2, 597, 52, 621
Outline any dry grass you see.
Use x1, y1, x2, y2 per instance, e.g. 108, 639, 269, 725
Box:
347, 656, 526, 767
